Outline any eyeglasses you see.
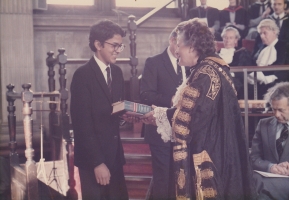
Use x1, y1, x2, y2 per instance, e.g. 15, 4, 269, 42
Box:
104, 42, 125, 52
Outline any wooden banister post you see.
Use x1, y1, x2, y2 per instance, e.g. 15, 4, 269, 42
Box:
6, 84, 19, 165
128, 15, 139, 102
57, 48, 77, 199
46, 51, 59, 160
22, 83, 39, 200
181, 0, 189, 20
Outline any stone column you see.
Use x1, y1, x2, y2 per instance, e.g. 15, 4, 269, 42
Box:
0, 0, 35, 123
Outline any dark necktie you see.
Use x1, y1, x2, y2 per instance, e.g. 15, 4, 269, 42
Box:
254, 44, 267, 61
177, 65, 183, 85
276, 124, 289, 158
106, 67, 112, 92
275, 16, 280, 28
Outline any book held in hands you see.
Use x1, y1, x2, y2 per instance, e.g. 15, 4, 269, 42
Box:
112, 100, 152, 116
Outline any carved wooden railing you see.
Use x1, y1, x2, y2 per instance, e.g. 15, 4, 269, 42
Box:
46, 49, 77, 199
231, 65, 289, 147
6, 84, 60, 200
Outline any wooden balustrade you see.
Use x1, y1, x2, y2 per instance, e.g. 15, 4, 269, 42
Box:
6, 83, 60, 200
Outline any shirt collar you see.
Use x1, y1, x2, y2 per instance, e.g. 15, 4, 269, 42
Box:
167, 47, 177, 65
257, 0, 269, 5
93, 54, 110, 73
273, 12, 285, 19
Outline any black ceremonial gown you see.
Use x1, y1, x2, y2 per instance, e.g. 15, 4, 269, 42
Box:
168, 56, 256, 200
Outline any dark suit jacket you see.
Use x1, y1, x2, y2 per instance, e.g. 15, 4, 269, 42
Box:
250, 117, 289, 171
252, 39, 288, 81
248, 2, 273, 21
70, 57, 125, 171
140, 49, 182, 147
188, 6, 219, 28
219, 6, 248, 38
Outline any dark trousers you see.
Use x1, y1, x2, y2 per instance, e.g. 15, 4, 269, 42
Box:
78, 163, 128, 200
149, 144, 175, 200
253, 171, 289, 200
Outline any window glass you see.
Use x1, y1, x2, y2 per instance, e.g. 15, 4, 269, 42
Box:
196, 0, 228, 10
47, 0, 94, 6
116, 0, 175, 8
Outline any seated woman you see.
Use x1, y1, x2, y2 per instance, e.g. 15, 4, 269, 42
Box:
219, 0, 248, 40
250, 19, 288, 99
141, 18, 256, 200
219, 26, 252, 99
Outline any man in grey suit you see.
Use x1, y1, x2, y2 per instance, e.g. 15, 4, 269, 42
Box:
140, 25, 186, 199
250, 82, 289, 200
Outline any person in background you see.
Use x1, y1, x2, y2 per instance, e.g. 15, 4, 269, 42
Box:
250, 19, 288, 99
70, 19, 128, 200
219, 0, 248, 41
246, 0, 273, 39
253, 0, 289, 64
140, 24, 186, 200
250, 82, 289, 200
219, 26, 252, 99
187, 0, 221, 40
141, 18, 256, 200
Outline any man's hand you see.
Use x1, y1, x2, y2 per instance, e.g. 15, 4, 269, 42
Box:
94, 163, 111, 185
278, 162, 289, 176
262, 7, 271, 18
140, 105, 156, 126
270, 164, 288, 175
121, 113, 141, 123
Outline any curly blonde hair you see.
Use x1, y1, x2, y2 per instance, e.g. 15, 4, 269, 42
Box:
177, 18, 216, 58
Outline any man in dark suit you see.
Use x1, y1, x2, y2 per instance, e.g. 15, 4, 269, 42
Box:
250, 82, 289, 200
70, 19, 128, 200
140, 26, 186, 199
187, 0, 221, 40
253, 0, 289, 60
246, 0, 273, 39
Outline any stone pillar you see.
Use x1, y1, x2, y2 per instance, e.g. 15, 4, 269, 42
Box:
0, 0, 35, 123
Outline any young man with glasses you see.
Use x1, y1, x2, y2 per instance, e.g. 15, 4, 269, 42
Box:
70, 19, 128, 200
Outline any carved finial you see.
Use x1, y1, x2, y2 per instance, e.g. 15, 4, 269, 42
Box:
128, 15, 137, 31
57, 48, 67, 65
7, 84, 15, 91
46, 51, 56, 66
22, 83, 31, 90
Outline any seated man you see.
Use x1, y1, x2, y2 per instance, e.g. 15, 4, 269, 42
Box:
218, 26, 252, 99
187, 0, 221, 40
246, 0, 273, 39
250, 19, 288, 99
250, 82, 289, 200
253, 0, 289, 60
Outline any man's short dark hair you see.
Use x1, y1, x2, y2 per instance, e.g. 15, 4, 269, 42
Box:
264, 82, 289, 105
89, 19, 125, 52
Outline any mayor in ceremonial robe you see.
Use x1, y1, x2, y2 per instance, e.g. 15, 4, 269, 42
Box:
142, 18, 256, 200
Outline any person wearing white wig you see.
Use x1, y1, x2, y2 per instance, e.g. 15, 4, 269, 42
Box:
250, 19, 288, 99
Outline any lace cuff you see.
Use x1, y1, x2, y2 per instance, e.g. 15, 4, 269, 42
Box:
153, 107, 173, 143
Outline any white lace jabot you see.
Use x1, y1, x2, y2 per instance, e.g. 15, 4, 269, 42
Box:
219, 48, 235, 64
248, 38, 278, 85
256, 38, 278, 66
